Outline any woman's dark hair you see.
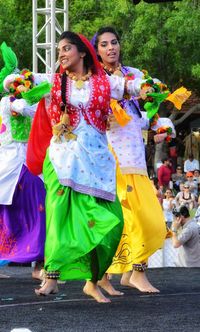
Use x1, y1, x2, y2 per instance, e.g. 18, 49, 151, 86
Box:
94, 26, 122, 63
59, 31, 94, 71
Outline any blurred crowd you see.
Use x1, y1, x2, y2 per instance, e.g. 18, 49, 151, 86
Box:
150, 154, 200, 228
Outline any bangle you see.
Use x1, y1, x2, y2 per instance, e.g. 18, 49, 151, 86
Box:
171, 228, 178, 233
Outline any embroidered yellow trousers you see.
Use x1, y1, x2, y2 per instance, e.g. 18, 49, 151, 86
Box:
107, 170, 166, 274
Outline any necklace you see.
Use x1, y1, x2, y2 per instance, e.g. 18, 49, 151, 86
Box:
65, 69, 92, 89
101, 63, 123, 77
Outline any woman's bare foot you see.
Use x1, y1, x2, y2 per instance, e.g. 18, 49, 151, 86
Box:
32, 268, 45, 281
98, 274, 124, 296
129, 270, 160, 293
120, 271, 134, 287
83, 281, 111, 303
35, 278, 59, 296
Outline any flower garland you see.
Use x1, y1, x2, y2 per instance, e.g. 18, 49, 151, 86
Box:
156, 126, 172, 142
8, 69, 34, 116
8, 69, 34, 99
141, 70, 191, 119
142, 70, 169, 92
139, 70, 170, 118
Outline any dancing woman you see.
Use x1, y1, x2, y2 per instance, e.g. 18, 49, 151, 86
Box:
0, 43, 51, 278
94, 27, 176, 292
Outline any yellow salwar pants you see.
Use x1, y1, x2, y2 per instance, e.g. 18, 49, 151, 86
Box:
107, 170, 166, 274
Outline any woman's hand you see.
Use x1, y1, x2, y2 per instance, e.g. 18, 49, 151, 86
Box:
10, 99, 28, 116
139, 86, 154, 100
154, 133, 167, 144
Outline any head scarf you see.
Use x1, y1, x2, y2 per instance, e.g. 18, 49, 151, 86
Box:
90, 33, 97, 49
26, 97, 52, 175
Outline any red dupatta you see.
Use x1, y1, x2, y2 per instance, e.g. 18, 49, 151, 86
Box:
26, 97, 52, 175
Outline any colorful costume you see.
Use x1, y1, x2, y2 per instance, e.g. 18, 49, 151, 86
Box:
0, 44, 52, 264
27, 55, 146, 281
105, 66, 176, 273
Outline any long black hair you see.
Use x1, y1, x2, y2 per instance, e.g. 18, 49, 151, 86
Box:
94, 26, 122, 63
59, 31, 94, 71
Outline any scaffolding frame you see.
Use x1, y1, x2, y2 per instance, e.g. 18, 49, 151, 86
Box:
32, 0, 68, 73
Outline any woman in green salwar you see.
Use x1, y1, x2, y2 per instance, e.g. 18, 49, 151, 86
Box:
27, 31, 127, 303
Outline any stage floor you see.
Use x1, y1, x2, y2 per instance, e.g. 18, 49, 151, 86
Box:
0, 266, 200, 332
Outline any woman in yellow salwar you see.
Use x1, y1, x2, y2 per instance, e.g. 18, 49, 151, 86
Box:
94, 27, 176, 292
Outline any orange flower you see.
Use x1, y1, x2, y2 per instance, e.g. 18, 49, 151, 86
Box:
24, 80, 31, 88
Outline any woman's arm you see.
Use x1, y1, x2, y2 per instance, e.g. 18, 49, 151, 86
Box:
10, 99, 38, 118
108, 75, 146, 100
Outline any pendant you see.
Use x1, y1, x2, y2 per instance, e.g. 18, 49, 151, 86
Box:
75, 80, 84, 89
114, 70, 123, 77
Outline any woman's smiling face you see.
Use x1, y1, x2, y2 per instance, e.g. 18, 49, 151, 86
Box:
57, 38, 84, 71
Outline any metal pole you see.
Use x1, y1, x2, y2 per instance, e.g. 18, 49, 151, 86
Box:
32, 0, 69, 73
32, 0, 38, 72
51, 0, 56, 73
45, 0, 51, 73
64, 0, 69, 30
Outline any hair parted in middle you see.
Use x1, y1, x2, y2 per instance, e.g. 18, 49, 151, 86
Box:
93, 26, 122, 63
59, 31, 96, 73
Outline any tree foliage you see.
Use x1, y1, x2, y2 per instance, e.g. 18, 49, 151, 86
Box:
69, 0, 200, 93
0, 0, 32, 69
0, 0, 200, 95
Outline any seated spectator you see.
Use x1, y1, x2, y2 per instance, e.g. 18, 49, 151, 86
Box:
175, 184, 196, 211
157, 158, 173, 192
162, 189, 176, 228
193, 169, 200, 182
176, 182, 185, 200
171, 165, 185, 193
184, 154, 199, 173
171, 206, 200, 267
185, 171, 198, 197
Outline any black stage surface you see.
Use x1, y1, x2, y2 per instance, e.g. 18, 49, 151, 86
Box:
0, 266, 200, 332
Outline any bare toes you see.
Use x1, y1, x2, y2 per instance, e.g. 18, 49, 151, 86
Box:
35, 289, 45, 296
